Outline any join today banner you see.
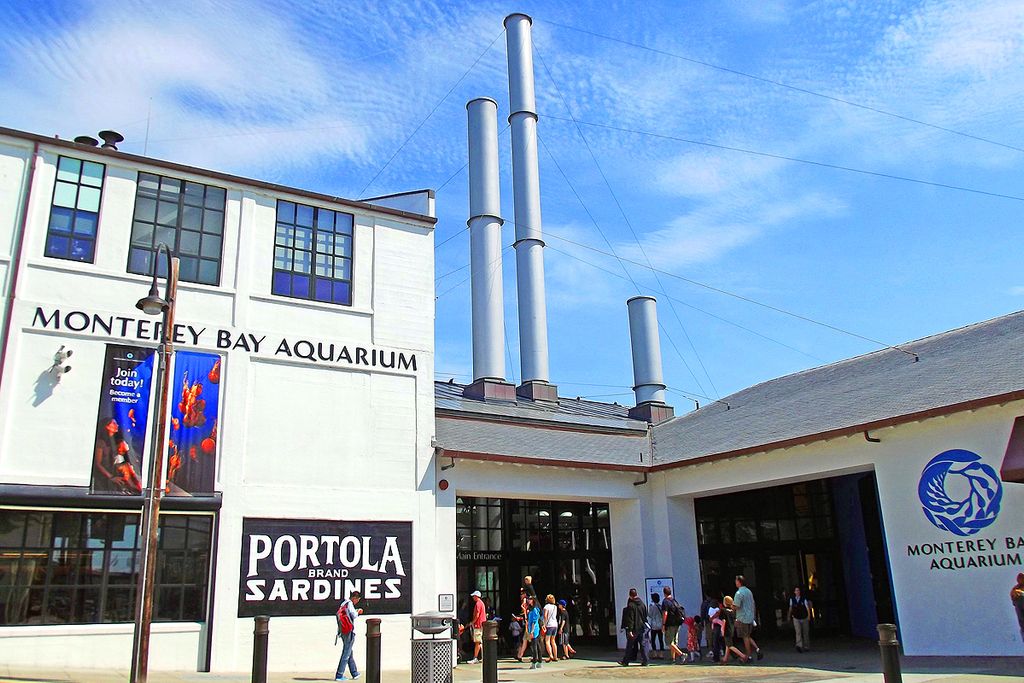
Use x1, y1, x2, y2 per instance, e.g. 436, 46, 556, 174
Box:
166, 350, 221, 496
91, 344, 155, 494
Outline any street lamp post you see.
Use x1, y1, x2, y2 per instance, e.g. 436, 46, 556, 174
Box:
130, 243, 179, 683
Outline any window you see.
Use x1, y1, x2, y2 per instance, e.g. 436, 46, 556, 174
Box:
44, 156, 105, 262
272, 200, 353, 305
0, 509, 212, 625
128, 173, 225, 285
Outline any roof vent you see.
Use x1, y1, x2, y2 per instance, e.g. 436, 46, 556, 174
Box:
98, 130, 124, 150
74, 135, 99, 147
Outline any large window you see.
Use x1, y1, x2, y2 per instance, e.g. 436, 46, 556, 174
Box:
128, 173, 225, 285
273, 200, 353, 305
44, 156, 105, 262
0, 510, 212, 625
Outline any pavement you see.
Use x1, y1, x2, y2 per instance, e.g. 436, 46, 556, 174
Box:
1, 639, 1020, 683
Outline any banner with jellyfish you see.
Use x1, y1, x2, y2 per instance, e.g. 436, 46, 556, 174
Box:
166, 351, 221, 496
91, 345, 156, 495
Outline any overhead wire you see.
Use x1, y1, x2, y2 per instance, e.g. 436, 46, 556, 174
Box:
543, 115, 1024, 203
537, 17, 1024, 155
358, 29, 505, 197
545, 244, 826, 363
536, 132, 710, 396
535, 46, 720, 397
538, 225, 919, 359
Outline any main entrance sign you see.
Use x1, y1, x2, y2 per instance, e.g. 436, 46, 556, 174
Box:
239, 518, 413, 616
918, 449, 1002, 537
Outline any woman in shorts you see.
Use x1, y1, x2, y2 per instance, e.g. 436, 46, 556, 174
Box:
542, 594, 559, 662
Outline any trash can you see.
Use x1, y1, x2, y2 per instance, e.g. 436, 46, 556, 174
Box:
411, 612, 455, 683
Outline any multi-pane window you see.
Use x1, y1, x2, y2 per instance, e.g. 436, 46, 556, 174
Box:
44, 156, 105, 262
273, 200, 353, 305
0, 509, 212, 625
128, 173, 225, 285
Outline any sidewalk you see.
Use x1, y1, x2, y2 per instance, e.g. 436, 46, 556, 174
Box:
2, 639, 1020, 683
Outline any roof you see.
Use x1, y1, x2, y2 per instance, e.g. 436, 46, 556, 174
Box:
434, 381, 650, 470
652, 310, 1024, 467
0, 126, 437, 226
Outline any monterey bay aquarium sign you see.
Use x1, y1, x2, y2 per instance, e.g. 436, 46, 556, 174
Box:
239, 518, 413, 616
31, 307, 419, 371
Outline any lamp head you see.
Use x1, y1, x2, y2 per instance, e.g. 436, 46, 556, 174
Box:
135, 281, 168, 315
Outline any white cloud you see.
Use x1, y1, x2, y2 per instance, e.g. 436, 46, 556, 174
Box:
1008, 286, 1024, 296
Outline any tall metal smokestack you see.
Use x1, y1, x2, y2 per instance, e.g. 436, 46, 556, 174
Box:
626, 296, 674, 423
505, 12, 557, 402
464, 98, 514, 401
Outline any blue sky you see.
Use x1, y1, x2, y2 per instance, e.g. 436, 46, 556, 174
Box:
2, 0, 1022, 406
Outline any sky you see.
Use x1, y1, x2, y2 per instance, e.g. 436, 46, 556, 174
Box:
2, 0, 1022, 408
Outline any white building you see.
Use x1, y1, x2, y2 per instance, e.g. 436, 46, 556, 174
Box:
0, 125, 442, 671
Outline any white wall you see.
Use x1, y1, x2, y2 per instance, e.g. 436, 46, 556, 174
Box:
0, 136, 436, 672
659, 400, 1024, 657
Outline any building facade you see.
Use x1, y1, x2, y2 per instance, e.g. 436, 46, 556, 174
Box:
0, 128, 441, 671
436, 313, 1024, 658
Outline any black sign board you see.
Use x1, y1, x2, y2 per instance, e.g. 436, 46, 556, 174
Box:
238, 517, 413, 617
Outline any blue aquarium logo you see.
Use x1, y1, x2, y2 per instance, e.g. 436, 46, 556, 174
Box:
918, 449, 1002, 537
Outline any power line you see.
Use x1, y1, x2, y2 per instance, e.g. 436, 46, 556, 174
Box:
539, 225, 918, 359
358, 29, 505, 197
536, 46, 720, 397
546, 244, 826, 363
536, 132, 710, 397
435, 245, 513, 299
537, 18, 1024, 155
544, 115, 1024, 203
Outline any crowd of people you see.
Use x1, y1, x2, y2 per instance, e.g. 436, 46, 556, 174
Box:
451, 573, 834, 669
619, 576, 769, 667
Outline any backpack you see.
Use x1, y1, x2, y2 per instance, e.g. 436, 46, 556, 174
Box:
336, 600, 354, 640
664, 597, 685, 627
791, 597, 808, 620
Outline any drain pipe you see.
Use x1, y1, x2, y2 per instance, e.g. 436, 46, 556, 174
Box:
0, 141, 40, 396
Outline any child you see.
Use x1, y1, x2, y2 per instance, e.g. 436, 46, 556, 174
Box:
509, 616, 523, 656
684, 615, 701, 662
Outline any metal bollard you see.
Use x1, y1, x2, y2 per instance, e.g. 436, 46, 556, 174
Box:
252, 615, 270, 683
877, 623, 903, 683
366, 618, 382, 683
482, 620, 498, 683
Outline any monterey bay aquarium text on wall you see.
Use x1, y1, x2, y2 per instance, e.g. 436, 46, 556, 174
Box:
31, 307, 418, 371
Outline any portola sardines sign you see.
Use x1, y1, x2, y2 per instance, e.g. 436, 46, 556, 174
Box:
239, 518, 413, 616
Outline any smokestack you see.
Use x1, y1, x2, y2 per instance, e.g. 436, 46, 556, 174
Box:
626, 296, 674, 423
464, 98, 514, 402
505, 12, 557, 402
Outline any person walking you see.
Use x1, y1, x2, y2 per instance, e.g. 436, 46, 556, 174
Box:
661, 586, 686, 663
1011, 573, 1024, 643
542, 594, 559, 662
733, 576, 763, 661
467, 590, 486, 664
526, 596, 544, 669
718, 596, 749, 664
334, 591, 362, 681
618, 588, 650, 666
648, 593, 664, 659
515, 588, 530, 661
699, 590, 716, 659
788, 585, 812, 652
557, 599, 576, 659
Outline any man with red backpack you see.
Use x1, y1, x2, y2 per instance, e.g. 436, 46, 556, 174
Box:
335, 591, 363, 681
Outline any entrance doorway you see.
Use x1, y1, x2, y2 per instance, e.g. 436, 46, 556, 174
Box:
455, 497, 616, 647
694, 472, 894, 639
